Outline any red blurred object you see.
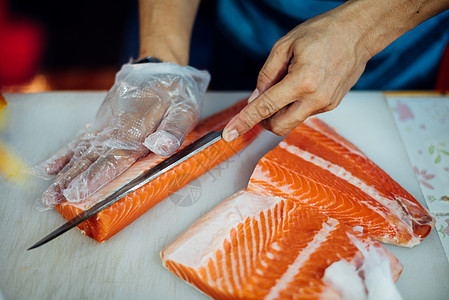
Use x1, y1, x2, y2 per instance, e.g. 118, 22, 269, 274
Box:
0, 0, 44, 87
436, 41, 449, 91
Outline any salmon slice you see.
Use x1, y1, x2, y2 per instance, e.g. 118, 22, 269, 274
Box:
248, 118, 434, 247
55, 100, 262, 243
162, 190, 403, 299
161, 118, 432, 298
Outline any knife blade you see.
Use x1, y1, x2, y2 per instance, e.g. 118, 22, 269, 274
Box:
28, 129, 224, 250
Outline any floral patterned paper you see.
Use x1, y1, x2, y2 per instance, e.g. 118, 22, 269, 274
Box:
387, 95, 449, 260
436, 216, 449, 261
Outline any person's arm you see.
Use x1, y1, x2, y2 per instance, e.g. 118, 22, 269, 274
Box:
222, 0, 449, 141
138, 0, 200, 65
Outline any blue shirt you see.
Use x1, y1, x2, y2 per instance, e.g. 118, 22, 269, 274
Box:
216, 0, 449, 89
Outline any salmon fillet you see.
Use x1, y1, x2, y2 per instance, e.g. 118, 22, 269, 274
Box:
247, 118, 434, 247
55, 100, 262, 243
162, 190, 403, 299
161, 118, 434, 299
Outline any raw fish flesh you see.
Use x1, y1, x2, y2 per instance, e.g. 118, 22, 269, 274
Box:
248, 118, 434, 247
161, 118, 434, 299
162, 190, 403, 299
55, 100, 262, 243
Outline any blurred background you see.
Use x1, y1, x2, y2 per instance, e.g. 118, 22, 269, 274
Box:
0, 0, 262, 92
1, 0, 139, 92
0, 0, 448, 93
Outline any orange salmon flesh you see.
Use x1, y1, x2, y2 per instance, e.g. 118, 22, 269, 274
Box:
161, 118, 434, 299
55, 100, 262, 243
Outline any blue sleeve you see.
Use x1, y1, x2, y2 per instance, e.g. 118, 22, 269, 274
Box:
216, 0, 449, 90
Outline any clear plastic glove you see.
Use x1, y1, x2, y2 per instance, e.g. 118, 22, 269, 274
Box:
34, 62, 210, 208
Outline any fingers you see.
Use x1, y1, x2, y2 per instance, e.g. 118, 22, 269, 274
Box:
260, 100, 318, 136
223, 73, 299, 141
41, 147, 100, 207
248, 38, 292, 103
144, 102, 200, 156
38, 62, 210, 207
63, 147, 148, 202
31, 146, 74, 179
28, 131, 95, 180
41, 144, 149, 207
58, 136, 94, 175
223, 43, 343, 141
222, 38, 296, 141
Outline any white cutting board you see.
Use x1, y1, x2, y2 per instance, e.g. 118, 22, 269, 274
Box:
0, 91, 447, 300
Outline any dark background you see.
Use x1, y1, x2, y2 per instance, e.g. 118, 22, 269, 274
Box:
10, 0, 139, 70
6, 0, 262, 90
6, 0, 448, 91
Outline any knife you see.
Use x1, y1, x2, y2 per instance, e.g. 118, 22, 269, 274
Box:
28, 129, 224, 250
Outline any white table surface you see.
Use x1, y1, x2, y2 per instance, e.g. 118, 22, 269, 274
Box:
0, 91, 448, 300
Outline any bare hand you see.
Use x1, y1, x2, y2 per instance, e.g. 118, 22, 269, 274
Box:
223, 9, 371, 141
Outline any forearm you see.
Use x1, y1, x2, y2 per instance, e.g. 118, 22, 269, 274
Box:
138, 0, 201, 65
330, 0, 449, 59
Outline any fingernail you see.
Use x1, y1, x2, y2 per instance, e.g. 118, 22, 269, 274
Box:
248, 88, 259, 103
144, 131, 179, 157
223, 129, 239, 142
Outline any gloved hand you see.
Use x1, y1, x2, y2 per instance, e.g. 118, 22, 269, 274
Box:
34, 62, 210, 208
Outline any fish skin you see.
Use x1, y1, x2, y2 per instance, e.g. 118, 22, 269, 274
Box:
55, 100, 262, 243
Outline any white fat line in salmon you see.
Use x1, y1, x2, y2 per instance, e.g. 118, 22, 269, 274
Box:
220, 239, 234, 293
228, 226, 240, 292
278, 141, 418, 230
250, 212, 257, 272
306, 120, 366, 158
302, 122, 427, 223
236, 222, 245, 290
264, 218, 339, 300
197, 197, 298, 294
